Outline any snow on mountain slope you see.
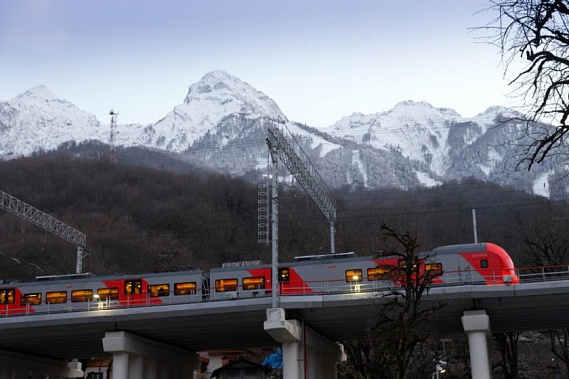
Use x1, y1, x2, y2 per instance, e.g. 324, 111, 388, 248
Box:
324, 101, 520, 177
0, 86, 101, 158
285, 122, 342, 157
0, 70, 557, 197
130, 70, 287, 152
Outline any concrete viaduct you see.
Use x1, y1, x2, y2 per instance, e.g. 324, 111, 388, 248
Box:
0, 280, 568, 378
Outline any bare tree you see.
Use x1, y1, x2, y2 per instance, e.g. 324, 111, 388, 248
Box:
364, 224, 444, 379
494, 332, 521, 379
515, 203, 569, 376
549, 329, 569, 375
485, 0, 569, 168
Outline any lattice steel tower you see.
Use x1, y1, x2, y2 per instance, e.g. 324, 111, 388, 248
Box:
266, 118, 337, 253
257, 145, 270, 245
109, 109, 119, 163
264, 117, 337, 308
0, 189, 87, 273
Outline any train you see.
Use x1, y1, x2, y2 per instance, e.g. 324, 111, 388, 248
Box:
0, 242, 519, 316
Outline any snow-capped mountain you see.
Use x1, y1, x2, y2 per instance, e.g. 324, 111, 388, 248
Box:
321, 101, 528, 185
119, 70, 287, 152
0, 86, 101, 158
0, 70, 564, 198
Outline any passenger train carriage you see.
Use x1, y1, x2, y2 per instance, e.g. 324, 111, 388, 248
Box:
0, 270, 204, 315
0, 242, 519, 316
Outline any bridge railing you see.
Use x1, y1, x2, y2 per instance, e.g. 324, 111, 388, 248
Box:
516, 265, 569, 283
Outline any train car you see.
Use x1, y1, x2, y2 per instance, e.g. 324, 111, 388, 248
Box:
429, 242, 519, 285
209, 253, 402, 299
209, 262, 272, 300
209, 242, 519, 299
0, 270, 204, 316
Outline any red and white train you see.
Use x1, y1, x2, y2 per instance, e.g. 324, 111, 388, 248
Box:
0, 242, 519, 316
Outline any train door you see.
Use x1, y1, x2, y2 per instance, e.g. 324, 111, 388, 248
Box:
124, 279, 144, 306
278, 267, 290, 294
202, 277, 210, 301
0, 288, 15, 315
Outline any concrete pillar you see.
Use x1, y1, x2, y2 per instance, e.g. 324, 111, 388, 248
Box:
282, 340, 301, 379
462, 310, 493, 379
144, 358, 158, 379
264, 308, 346, 379
129, 354, 143, 379
158, 361, 170, 379
103, 331, 200, 379
113, 352, 130, 379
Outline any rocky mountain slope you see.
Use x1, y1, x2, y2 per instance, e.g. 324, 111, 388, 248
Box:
0, 70, 565, 198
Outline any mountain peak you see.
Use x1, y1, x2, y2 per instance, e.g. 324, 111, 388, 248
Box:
16, 85, 57, 101
393, 100, 433, 109
185, 70, 251, 100
181, 70, 286, 120
388, 100, 461, 118
202, 69, 236, 82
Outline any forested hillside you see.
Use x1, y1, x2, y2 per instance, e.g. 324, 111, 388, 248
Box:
0, 154, 568, 281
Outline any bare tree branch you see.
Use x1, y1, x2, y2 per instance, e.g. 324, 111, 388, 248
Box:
483, 0, 569, 169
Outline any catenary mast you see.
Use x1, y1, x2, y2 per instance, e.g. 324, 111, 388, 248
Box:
0, 189, 87, 274
264, 117, 337, 307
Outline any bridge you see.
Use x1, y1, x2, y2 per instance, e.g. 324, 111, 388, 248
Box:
0, 269, 569, 379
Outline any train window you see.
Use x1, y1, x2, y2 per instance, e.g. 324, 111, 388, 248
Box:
148, 284, 170, 297
481, 259, 489, 269
215, 279, 238, 292
0, 289, 15, 305
97, 287, 119, 300
279, 268, 290, 284
125, 280, 142, 295
243, 277, 265, 290
20, 293, 41, 306
71, 289, 93, 302
345, 269, 363, 283
46, 291, 67, 304
175, 282, 197, 295
426, 263, 443, 277
368, 266, 392, 281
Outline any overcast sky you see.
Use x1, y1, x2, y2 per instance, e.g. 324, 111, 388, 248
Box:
0, 0, 514, 127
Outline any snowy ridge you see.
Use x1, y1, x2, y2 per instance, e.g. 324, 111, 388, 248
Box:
133, 70, 287, 152
324, 101, 516, 177
0, 86, 101, 158
0, 71, 565, 198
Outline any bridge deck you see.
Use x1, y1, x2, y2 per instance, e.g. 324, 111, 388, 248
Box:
0, 280, 568, 360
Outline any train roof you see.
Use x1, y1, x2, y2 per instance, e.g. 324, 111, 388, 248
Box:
2, 269, 204, 287
294, 252, 356, 261
431, 242, 489, 255
210, 255, 374, 273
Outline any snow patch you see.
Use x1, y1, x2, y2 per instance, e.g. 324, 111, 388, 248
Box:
479, 164, 491, 176
533, 171, 551, 198
416, 171, 441, 187
351, 150, 368, 187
